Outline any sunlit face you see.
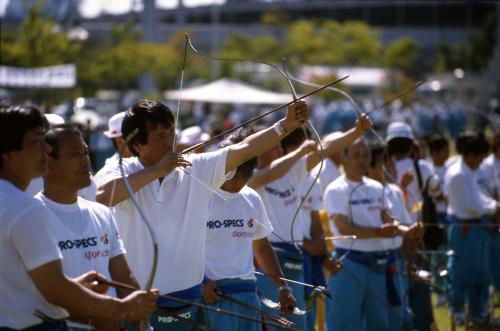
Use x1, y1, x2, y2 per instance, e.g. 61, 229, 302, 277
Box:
343, 140, 370, 178
134, 122, 175, 164
48, 133, 91, 191
2, 127, 51, 183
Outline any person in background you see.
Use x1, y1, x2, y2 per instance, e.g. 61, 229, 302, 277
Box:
477, 132, 500, 294
175, 125, 211, 153
386, 121, 435, 331
427, 134, 451, 306
444, 131, 495, 325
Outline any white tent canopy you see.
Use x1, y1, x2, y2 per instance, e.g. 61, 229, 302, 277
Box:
165, 78, 292, 104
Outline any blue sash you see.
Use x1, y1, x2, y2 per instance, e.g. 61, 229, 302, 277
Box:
302, 249, 326, 297
216, 279, 256, 294
271, 242, 304, 261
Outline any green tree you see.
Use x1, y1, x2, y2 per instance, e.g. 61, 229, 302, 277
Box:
383, 37, 419, 76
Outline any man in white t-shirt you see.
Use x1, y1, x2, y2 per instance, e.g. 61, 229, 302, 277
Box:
36, 127, 143, 330
0, 104, 156, 330
445, 132, 497, 324
249, 117, 372, 331
324, 138, 404, 331
95, 99, 310, 330
203, 129, 297, 331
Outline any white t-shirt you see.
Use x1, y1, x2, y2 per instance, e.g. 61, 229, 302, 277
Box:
395, 157, 433, 223
444, 159, 496, 219
478, 154, 500, 199
324, 175, 391, 252
34, 193, 126, 282
256, 157, 308, 243
205, 186, 272, 281
383, 183, 412, 250
94, 153, 120, 188
99, 147, 233, 293
299, 174, 323, 240
312, 158, 341, 195
26, 177, 98, 201
0, 180, 67, 329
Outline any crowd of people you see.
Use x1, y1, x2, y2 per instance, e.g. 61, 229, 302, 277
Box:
0, 96, 499, 331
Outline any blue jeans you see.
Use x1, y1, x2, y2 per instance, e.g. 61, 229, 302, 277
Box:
256, 244, 307, 331
325, 251, 389, 331
447, 216, 491, 319
205, 279, 261, 331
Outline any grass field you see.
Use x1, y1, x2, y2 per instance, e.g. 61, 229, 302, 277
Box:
432, 294, 499, 331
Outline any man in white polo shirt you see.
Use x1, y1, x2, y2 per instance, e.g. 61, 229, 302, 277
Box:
0, 104, 156, 330
324, 138, 404, 331
36, 127, 143, 330
95, 99, 310, 329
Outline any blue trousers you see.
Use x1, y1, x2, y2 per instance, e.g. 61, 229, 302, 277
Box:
256, 246, 307, 331
205, 279, 261, 331
491, 232, 500, 292
388, 256, 413, 331
150, 284, 208, 331
447, 216, 491, 319
325, 253, 389, 331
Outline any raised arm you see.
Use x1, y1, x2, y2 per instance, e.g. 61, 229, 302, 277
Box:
306, 113, 373, 171
248, 139, 316, 189
225, 100, 309, 174
96, 152, 192, 206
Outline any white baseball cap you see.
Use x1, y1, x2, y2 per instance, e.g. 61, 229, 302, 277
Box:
44, 113, 65, 126
386, 121, 414, 142
104, 111, 126, 138
179, 126, 210, 146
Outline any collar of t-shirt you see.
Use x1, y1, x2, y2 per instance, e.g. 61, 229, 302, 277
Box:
215, 188, 241, 201
37, 193, 80, 213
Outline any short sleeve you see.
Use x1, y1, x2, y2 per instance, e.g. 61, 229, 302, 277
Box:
250, 192, 273, 240
108, 212, 127, 258
309, 178, 323, 211
8, 206, 63, 271
324, 180, 348, 217
190, 147, 234, 190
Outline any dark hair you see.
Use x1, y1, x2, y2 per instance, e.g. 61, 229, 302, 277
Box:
45, 126, 83, 159
387, 137, 414, 156
369, 143, 387, 168
219, 128, 258, 179
427, 134, 449, 153
122, 100, 175, 156
0, 104, 48, 170
459, 131, 490, 156
281, 127, 308, 152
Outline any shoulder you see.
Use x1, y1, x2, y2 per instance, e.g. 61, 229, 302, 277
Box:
325, 175, 347, 194
77, 197, 113, 218
363, 177, 384, 190
241, 186, 264, 205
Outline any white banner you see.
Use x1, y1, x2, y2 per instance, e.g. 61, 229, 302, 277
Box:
0, 64, 76, 88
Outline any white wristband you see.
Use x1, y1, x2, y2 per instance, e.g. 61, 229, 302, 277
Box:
278, 284, 292, 293
272, 121, 286, 137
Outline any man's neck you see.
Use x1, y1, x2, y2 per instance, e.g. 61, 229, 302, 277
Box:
43, 183, 78, 204
0, 171, 30, 191
345, 172, 363, 182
